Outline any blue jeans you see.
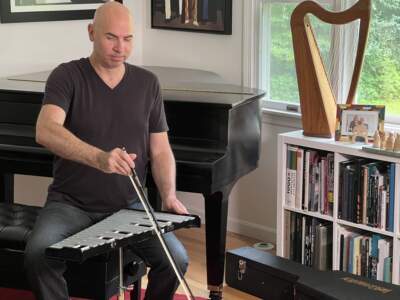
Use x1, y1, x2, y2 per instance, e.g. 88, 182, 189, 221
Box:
24, 201, 189, 300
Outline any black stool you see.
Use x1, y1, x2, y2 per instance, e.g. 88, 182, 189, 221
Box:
0, 203, 146, 300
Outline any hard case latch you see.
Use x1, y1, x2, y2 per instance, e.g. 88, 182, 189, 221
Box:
237, 259, 247, 280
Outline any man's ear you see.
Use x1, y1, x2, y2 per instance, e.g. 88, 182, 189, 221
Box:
88, 23, 95, 42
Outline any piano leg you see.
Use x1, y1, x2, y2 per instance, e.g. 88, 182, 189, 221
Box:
0, 173, 14, 203
146, 180, 234, 300
204, 183, 234, 300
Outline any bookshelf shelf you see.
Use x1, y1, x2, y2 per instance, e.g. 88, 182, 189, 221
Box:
337, 219, 395, 238
277, 130, 400, 285
284, 206, 333, 222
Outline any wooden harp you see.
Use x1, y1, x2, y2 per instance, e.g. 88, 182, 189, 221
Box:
291, 0, 371, 137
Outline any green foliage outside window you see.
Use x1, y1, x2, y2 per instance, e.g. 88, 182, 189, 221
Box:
270, 4, 299, 103
270, 3, 331, 103
358, 0, 400, 116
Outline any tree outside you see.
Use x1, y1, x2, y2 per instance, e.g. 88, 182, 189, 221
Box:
358, 0, 400, 116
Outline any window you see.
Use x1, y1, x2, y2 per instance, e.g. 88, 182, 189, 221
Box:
358, 0, 400, 122
260, 0, 400, 122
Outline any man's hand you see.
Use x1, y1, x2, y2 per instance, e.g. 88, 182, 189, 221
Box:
96, 148, 136, 176
164, 196, 189, 215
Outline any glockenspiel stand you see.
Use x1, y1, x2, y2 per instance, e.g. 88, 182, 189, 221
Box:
117, 247, 143, 300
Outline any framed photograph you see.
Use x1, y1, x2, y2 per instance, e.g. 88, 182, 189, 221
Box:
335, 104, 385, 142
0, 0, 122, 23
151, 0, 232, 35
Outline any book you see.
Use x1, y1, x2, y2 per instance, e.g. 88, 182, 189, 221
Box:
290, 212, 296, 260
339, 233, 344, 271
320, 156, 327, 214
301, 216, 306, 264
362, 165, 368, 224
296, 148, 304, 209
388, 163, 395, 232
383, 256, 392, 283
377, 238, 390, 281
326, 153, 334, 215
303, 150, 311, 210
295, 213, 303, 263
313, 224, 332, 271
353, 235, 362, 275
286, 145, 298, 207
380, 190, 387, 230
309, 151, 320, 212
284, 210, 291, 259
370, 234, 381, 280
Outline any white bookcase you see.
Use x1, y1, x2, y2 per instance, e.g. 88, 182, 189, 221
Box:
276, 130, 400, 284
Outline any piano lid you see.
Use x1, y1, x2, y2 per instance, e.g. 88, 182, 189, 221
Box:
0, 66, 264, 107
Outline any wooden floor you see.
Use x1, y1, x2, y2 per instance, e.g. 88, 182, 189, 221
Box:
143, 227, 266, 299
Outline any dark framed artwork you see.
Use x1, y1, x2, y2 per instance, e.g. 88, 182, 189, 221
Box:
0, 0, 122, 23
151, 0, 232, 35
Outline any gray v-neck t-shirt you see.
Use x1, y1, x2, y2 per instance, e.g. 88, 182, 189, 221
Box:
42, 58, 168, 212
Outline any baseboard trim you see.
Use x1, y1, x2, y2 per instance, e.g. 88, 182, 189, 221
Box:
187, 207, 276, 244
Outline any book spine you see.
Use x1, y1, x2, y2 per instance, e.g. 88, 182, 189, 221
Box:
284, 210, 291, 259
327, 153, 334, 216
362, 166, 368, 224
303, 151, 310, 211
296, 148, 304, 209
286, 145, 298, 207
388, 163, 395, 232
383, 256, 392, 283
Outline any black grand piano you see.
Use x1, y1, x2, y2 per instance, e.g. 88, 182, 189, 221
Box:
0, 67, 264, 299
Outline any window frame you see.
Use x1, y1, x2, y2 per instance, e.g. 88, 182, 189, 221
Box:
260, 0, 336, 114
248, 0, 400, 125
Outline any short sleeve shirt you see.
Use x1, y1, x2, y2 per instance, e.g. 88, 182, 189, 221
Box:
42, 58, 168, 212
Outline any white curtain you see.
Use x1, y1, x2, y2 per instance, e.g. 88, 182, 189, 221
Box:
327, 0, 359, 104
165, 0, 171, 19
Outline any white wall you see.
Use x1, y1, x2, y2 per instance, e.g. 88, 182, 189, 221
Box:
141, 0, 243, 85
0, 1, 144, 78
2, 0, 302, 244
1, 0, 144, 207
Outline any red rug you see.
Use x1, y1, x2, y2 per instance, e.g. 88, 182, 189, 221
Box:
0, 287, 207, 300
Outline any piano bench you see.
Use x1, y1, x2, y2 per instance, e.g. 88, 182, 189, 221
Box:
0, 203, 146, 300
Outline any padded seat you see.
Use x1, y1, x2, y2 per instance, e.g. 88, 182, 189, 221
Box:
0, 203, 39, 250
0, 203, 146, 300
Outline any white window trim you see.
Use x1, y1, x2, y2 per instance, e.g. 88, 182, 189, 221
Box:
241, 0, 262, 89
242, 0, 400, 128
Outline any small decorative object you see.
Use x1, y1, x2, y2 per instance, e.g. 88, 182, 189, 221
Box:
291, 0, 371, 137
335, 104, 385, 142
363, 131, 400, 157
372, 130, 381, 148
253, 242, 274, 251
394, 133, 400, 152
384, 132, 395, 151
0, 0, 122, 23
379, 131, 387, 149
151, 0, 232, 35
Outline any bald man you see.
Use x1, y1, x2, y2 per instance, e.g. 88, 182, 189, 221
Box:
24, 2, 189, 300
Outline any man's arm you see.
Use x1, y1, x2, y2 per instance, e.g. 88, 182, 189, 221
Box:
149, 132, 188, 214
36, 104, 135, 175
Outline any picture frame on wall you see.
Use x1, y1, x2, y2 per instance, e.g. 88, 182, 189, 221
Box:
0, 0, 122, 23
335, 104, 385, 142
151, 0, 232, 35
